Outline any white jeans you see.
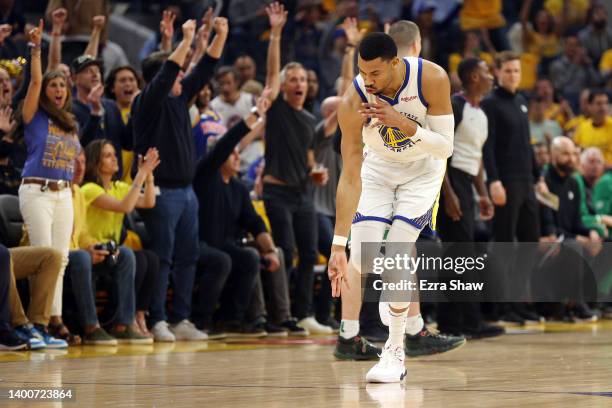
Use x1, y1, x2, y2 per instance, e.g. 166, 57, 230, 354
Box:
19, 184, 73, 317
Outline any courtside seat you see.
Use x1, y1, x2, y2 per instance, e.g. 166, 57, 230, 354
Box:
0, 194, 23, 247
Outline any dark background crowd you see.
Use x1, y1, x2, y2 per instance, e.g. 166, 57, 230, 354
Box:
0, 0, 610, 351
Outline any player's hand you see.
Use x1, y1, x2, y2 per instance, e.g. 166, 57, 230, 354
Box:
328, 247, 349, 297
444, 190, 462, 221
478, 195, 494, 221
489, 181, 506, 206
358, 97, 415, 134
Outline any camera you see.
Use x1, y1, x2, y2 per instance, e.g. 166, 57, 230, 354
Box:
94, 240, 118, 267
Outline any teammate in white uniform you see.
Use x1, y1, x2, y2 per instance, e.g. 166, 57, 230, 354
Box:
329, 32, 454, 383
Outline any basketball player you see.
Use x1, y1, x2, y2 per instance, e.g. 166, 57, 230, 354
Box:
375, 20, 466, 356
328, 32, 454, 383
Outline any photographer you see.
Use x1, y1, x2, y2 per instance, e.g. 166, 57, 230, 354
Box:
79, 140, 161, 339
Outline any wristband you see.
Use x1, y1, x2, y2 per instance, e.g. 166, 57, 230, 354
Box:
332, 235, 348, 247
247, 116, 264, 130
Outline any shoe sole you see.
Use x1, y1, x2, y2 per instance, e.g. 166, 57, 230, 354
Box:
405, 338, 466, 357
44, 344, 68, 349
225, 332, 267, 339
266, 332, 288, 337
83, 340, 118, 346
116, 338, 154, 344
206, 334, 227, 340
366, 369, 407, 383
0, 343, 28, 351
333, 350, 381, 361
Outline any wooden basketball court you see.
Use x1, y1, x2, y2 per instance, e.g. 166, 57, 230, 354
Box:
1, 321, 611, 407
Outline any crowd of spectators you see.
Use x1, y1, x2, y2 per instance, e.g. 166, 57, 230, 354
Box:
0, 0, 610, 350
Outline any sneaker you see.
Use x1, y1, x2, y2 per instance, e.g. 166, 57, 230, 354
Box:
280, 319, 309, 336
223, 321, 267, 338
83, 327, 118, 346
317, 316, 340, 333
361, 325, 389, 343
14, 325, 45, 350
0, 330, 28, 351
170, 319, 208, 341
201, 327, 227, 340
110, 326, 153, 344
32, 325, 68, 349
571, 303, 599, 322
151, 321, 176, 342
513, 304, 545, 324
334, 335, 382, 361
499, 311, 525, 326
405, 327, 466, 357
297, 317, 333, 334
365, 343, 407, 383
264, 322, 288, 337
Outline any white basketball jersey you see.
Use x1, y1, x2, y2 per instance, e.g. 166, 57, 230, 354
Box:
353, 57, 429, 163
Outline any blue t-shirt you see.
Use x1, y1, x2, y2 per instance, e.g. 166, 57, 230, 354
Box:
192, 108, 227, 158
22, 110, 80, 181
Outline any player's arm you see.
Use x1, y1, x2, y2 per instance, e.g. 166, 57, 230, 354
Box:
371, 61, 453, 159
416, 61, 454, 159
333, 87, 364, 247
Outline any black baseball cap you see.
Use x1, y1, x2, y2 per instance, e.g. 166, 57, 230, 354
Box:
71, 54, 103, 74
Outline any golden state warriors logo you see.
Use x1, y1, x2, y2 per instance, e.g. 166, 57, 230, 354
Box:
378, 124, 417, 152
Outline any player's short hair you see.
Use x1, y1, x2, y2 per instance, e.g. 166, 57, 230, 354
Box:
457, 57, 482, 86
388, 20, 420, 49
358, 33, 398, 62
280, 62, 306, 83
494, 51, 520, 69
588, 88, 608, 103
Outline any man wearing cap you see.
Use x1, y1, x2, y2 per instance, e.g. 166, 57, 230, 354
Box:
71, 54, 132, 175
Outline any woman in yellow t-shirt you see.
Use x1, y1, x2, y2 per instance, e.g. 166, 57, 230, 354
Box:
81, 139, 160, 337
104, 66, 142, 183
519, 0, 565, 76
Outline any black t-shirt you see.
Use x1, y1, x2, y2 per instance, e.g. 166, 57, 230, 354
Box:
264, 96, 316, 187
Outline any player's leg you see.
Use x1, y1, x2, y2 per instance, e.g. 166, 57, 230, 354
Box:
334, 158, 393, 361
366, 219, 420, 383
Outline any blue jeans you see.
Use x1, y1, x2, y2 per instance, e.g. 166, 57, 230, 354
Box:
67, 247, 136, 326
140, 186, 199, 324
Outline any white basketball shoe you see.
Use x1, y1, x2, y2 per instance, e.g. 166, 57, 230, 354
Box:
365, 342, 407, 383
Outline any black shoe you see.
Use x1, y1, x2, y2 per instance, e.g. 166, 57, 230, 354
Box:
201, 327, 227, 340
463, 323, 505, 339
222, 321, 267, 338
571, 303, 599, 322
404, 327, 466, 357
264, 322, 288, 337
333, 334, 381, 361
512, 304, 544, 324
280, 319, 308, 336
0, 329, 28, 351
360, 325, 388, 343
499, 311, 525, 326
317, 316, 340, 333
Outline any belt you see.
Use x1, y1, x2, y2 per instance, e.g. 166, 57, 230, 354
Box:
22, 178, 72, 192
